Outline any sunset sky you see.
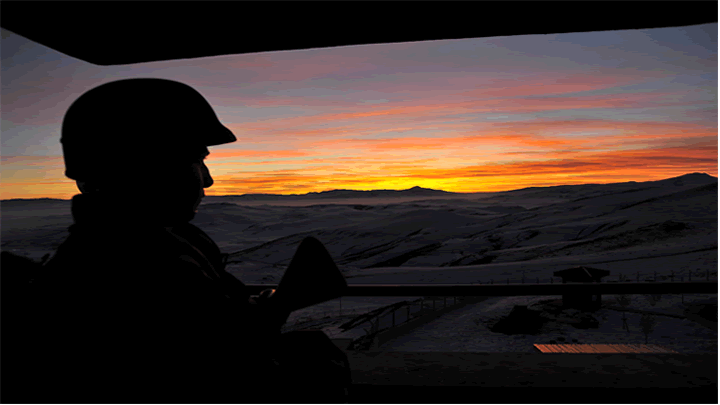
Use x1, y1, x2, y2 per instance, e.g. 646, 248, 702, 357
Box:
1, 23, 717, 199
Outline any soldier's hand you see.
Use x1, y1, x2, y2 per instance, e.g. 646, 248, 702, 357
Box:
248, 289, 290, 330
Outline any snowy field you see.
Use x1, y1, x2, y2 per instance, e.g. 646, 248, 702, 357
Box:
373, 293, 717, 354
2, 173, 717, 353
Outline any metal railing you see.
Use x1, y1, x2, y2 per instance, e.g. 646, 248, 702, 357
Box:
336, 296, 466, 331
246, 280, 716, 297
246, 269, 715, 295
248, 270, 716, 349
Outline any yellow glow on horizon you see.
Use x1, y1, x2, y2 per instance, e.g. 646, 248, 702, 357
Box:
2, 168, 716, 200
2, 115, 715, 200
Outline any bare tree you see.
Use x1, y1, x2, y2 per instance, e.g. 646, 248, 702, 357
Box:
639, 313, 657, 344
615, 274, 632, 332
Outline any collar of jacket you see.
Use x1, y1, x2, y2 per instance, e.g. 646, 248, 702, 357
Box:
68, 192, 229, 273
70, 192, 194, 228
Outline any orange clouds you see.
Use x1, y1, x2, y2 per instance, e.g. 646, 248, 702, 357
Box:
1, 155, 66, 166
226, 90, 710, 149
462, 70, 672, 99
197, 112, 717, 196
207, 149, 311, 159
6, 64, 717, 200
201, 139, 716, 196
308, 136, 457, 151
5, 113, 714, 200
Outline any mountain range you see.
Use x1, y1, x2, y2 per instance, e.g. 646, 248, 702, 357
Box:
211, 172, 717, 201
1, 173, 716, 202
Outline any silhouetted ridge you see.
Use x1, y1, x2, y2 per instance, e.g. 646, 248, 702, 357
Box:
503, 172, 717, 195
223, 186, 454, 201
8, 173, 717, 201
676, 172, 716, 179
1, 198, 69, 203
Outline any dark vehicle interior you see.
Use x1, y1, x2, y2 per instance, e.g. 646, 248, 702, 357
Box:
2, 1, 717, 404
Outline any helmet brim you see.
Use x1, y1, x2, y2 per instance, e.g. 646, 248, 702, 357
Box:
206, 124, 237, 146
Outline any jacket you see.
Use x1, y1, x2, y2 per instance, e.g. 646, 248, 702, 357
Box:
8, 193, 281, 403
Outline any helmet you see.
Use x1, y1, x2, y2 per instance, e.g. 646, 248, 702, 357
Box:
60, 78, 237, 183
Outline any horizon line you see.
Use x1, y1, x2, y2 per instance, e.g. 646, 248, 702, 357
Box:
3, 172, 716, 202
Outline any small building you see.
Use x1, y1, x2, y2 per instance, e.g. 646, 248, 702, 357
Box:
553, 266, 610, 311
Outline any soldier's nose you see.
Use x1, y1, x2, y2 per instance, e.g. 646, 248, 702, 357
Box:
202, 165, 213, 188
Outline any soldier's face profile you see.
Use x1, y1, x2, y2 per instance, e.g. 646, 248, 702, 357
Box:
188, 156, 213, 213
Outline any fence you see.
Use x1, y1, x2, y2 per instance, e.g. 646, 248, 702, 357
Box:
335, 296, 464, 333
249, 274, 716, 349
375, 296, 462, 331
277, 295, 471, 345
482, 269, 714, 285
329, 296, 476, 350
248, 270, 715, 297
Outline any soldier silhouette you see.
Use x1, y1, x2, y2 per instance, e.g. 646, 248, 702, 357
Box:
8, 78, 350, 404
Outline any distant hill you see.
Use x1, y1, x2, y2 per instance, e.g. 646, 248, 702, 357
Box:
500, 172, 718, 195
2, 173, 717, 202
218, 173, 718, 200
0, 197, 68, 203
223, 186, 455, 201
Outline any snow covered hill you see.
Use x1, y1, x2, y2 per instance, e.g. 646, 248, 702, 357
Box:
2, 173, 716, 353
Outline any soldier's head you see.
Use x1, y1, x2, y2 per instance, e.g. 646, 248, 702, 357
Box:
61, 78, 236, 218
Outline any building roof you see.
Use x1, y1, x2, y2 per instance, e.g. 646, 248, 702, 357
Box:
553, 266, 610, 281
534, 344, 677, 353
